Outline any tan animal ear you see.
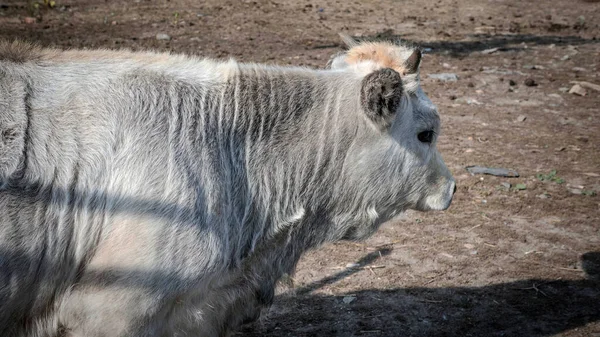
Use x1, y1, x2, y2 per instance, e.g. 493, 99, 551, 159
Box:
404, 49, 422, 74
360, 68, 403, 129
338, 33, 358, 48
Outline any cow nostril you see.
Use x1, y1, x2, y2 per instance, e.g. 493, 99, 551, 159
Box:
453, 185, 457, 195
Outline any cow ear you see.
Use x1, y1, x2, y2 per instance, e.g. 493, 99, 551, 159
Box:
360, 68, 404, 129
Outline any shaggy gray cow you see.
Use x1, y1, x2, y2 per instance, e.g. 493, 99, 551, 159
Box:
0, 36, 455, 337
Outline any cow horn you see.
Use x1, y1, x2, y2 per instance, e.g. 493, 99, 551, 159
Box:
404, 49, 422, 74
338, 33, 358, 48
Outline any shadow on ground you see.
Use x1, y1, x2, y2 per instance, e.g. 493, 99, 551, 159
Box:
347, 31, 600, 56
240, 252, 600, 337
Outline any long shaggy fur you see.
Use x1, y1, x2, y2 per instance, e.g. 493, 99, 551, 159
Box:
0, 40, 454, 337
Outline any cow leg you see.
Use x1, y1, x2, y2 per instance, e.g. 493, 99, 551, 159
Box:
161, 279, 272, 337
58, 273, 169, 337
57, 216, 181, 337
164, 228, 301, 337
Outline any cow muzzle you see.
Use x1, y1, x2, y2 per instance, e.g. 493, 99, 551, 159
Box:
418, 179, 456, 211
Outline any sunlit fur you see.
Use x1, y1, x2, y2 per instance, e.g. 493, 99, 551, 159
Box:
0, 40, 454, 337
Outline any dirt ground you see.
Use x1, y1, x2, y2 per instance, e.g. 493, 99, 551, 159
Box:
2, 0, 599, 336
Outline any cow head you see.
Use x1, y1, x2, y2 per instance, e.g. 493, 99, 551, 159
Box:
328, 35, 455, 230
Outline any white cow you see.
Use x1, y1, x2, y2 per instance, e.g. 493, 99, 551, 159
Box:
0, 36, 455, 337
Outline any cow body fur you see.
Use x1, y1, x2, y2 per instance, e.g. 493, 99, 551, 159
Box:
0, 41, 453, 337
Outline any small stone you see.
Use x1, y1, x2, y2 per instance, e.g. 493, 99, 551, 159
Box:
559, 87, 569, 92
572, 67, 587, 72
517, 115, 527, 122
568, 84, 587, 96
464, 243, 475, 249
481, 47, 499, 54
23, 17, 36, 24
156, 33, 171, 41
501, 182, 511, 189
342, 296, 356, 304
111, 21, 117, 25
574, 81, 600, 92
524, 78, 537, 87
442, 63, 451, 68
345, 263, 360, 269
509, 79, 517, 86
464, 98, 482, 105
537, 193, 550, 199
427, 73, 458, 82
561, 55, 570, 61
569, 188, 583, 195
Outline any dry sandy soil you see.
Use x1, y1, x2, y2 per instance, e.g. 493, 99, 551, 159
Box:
1, 0, 600, 336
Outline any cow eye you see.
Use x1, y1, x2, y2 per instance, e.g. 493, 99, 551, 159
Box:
418, 130, 434, 143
